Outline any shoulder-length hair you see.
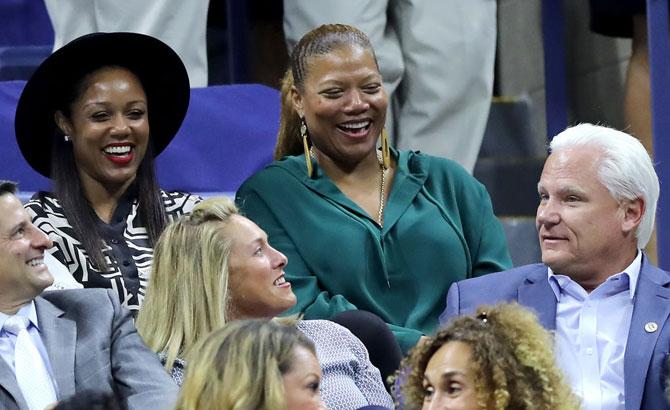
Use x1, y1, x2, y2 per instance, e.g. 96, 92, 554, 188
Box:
135, 197, 239, 372
175, 318, 316, 410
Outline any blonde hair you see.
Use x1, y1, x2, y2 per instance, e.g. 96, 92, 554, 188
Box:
135, 197, 239, 372
275, 24, 378, 160
174, 318, 316, 410
394, 303, 580, 410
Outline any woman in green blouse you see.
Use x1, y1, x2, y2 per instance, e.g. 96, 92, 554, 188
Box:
235, 24, 512, 353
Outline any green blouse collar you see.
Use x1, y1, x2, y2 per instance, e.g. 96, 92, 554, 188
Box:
272, 149, 431, 232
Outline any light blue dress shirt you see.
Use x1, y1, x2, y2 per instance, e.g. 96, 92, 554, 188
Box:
0, 302, 59, 394
548, 251, 641, 410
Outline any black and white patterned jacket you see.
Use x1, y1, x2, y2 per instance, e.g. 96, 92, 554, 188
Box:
26, 189, 201, 312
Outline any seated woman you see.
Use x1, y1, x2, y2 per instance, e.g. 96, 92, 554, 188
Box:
136, 197, 394, 409
395, 303, 579, 410
15, 32, 201, 312
175, 319, 325, 410
235, 24, 512, 353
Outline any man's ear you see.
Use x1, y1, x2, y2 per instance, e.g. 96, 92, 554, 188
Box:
54, 111, 73, 137
290, 86, 304, 118
621, 197, 644, 234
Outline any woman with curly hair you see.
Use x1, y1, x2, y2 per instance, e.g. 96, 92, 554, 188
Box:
394, 303, 579, 410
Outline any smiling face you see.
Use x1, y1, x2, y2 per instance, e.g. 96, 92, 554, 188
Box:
282, 345, 326, 410
291, 44, 388, 167
56, 66, 149, 192
536, 147, 641, 288
0, 194, 54, 312
225, 215, 296, 319
422, 341, 480, 410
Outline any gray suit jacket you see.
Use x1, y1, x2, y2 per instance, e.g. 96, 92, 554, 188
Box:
0, 289, 178, 410
440, 258, 670, 410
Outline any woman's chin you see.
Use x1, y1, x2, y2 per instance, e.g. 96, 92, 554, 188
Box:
276, 294, 298, 315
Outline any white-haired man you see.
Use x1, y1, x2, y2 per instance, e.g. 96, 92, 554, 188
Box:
441, 123, 668, 410
0, 181, 177, 409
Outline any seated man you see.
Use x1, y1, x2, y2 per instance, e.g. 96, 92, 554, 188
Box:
0, 181, 177, 409
440, 123, 667, 410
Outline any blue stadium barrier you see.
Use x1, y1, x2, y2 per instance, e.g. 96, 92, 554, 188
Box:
0, 0, 54, 81
225, 0, 250, 83
0, 0, 53, 46
0, 81, 280, 200
542, 0, 569, 140
647, 0, 670, 269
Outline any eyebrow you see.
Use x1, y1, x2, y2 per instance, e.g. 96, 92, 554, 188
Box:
4, 221, 25, 237
424, 370, 466, 384
303, 373, 321, 382
537, 183, 586, 196
441, 370, 466, 379
319, 72, 381, 85
83, 99, 147, 108
249, 235, 269, 248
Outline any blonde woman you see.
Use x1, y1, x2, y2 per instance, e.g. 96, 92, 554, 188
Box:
175, 319, 325, 410
395, 303, 579, 410
136, 197, 394, 409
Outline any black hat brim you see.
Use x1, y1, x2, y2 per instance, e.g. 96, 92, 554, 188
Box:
15, 32, 190, 177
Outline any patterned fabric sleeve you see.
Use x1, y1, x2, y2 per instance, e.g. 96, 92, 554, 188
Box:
158, 352, 186, 387
163, 191, 202, 221
25, 190, 202, 311
25, 193, 90, 277
297, 320, 394, 408
334, 322, 395, 407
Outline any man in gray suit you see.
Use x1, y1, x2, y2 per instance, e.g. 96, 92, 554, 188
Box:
0, 180, 177, 409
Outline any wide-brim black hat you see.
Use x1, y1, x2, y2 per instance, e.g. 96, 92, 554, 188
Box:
15, 32, 190, 177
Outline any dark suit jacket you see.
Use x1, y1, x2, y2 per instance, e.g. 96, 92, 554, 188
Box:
440, 258, 670, 410
0, 289, 177, 410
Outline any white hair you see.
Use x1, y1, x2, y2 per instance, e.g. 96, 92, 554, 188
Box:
549, 123, 659, 249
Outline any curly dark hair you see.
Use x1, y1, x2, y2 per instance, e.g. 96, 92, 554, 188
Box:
393, 302, 580, 410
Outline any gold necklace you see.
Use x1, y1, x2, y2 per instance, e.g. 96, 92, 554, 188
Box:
310, 148, 387, 227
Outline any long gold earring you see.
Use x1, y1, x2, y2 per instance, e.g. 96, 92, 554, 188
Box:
381, 128, 391, 170
301, 117, 313, 177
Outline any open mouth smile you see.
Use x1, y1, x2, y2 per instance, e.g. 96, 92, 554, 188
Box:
26, 256, 45, 267
273, 274, 291, 288
103, 143, 135, 165
337, 120, 372, 137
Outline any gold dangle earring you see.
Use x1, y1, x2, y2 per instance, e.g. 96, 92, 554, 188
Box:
381, 128, 391, 170
301, 117, 313, 177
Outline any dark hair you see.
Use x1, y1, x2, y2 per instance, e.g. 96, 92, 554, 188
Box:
274, 24, 378, 160
0, 180, 18, 196
52, 65, 167, 272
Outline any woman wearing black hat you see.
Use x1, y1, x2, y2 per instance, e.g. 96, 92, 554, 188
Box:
16, 32, 201, 312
